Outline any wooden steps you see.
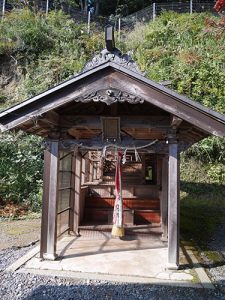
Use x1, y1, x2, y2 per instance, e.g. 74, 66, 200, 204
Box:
85, 197, 160, 209
83, 197, 161, 225
134, 210, 161, 224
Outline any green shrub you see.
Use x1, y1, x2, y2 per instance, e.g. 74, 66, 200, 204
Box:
0, 131, 43, 206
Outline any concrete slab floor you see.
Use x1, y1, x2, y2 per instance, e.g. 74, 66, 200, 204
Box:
22, 235, 196, 284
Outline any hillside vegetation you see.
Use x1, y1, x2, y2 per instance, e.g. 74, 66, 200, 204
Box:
0, 10, 224, 237
0, 9, 104, 109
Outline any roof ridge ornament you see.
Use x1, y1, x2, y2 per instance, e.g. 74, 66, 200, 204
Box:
82, 25, 143, 75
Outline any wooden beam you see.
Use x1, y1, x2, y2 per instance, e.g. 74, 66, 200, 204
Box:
167, 140, 180, 269
171, 115, 183, 129
61, 115, 171, 129
40, 140, 59, 260
43, 111, 60, 126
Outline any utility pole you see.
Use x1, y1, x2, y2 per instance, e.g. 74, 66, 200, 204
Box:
190, 0, 193, 14
118, 17, 121, 42
2, 0, 6, 20
153, 3, 156, 20
87, 10, 91, 35
46, 0, 49, 17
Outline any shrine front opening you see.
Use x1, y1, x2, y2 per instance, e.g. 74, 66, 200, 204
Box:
55, 148, 164, 232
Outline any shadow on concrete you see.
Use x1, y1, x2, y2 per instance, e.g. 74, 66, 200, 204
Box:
58, 236, 166, 260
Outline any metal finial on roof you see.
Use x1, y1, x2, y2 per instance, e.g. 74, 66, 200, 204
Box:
105, 25, 115, 52
82, 25, 144, 75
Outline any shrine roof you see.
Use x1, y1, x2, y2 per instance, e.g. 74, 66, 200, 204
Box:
0, 47, 225, 139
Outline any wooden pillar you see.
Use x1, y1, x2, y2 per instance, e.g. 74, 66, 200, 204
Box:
168, 139, 180, 269
156, 156, 162, 186
69, 152, 76, 233
73, 152, 82, 235
40, 140, 59, 260
89, 160, 93, 182
161, 155, 168, 241
81, 155, 86, 185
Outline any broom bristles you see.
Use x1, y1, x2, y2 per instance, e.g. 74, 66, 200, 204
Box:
111, 225, 125, 237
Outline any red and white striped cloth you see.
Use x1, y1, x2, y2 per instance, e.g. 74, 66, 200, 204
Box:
214, 0, 225, 12
112, 151, 123, 229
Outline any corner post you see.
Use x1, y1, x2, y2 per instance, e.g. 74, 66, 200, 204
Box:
161, 155, 168, 241
40, 140, 59, 260
73, 152, 82, 235
81, 155, 86, 185
167, 133, 180, 269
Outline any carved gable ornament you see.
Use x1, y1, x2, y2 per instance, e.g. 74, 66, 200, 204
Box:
82, 48, 143, 75
74, 89, 145, 106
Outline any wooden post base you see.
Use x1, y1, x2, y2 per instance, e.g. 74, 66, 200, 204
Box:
43, 253, 58, 261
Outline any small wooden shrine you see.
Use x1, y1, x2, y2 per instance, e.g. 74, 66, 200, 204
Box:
0, 27, 225, 269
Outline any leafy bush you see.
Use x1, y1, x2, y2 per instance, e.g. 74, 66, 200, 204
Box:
0, 132, 43, 210
184, 136, 225, 164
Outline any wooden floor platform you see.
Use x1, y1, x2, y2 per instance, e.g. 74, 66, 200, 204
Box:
79, 223, 164, 240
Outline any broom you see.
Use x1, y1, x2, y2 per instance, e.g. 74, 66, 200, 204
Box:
111, 151, 125, 238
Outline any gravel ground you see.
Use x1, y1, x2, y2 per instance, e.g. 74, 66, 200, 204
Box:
1, 246, 225, 300
1, 220, 225, 299
206, 224, 225, 294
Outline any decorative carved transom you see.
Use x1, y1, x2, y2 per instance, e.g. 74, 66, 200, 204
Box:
74, 89, 145, 106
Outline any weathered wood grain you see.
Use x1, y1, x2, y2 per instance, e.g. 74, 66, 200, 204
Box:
168, 142, 179, 268
40, 140, 59, 260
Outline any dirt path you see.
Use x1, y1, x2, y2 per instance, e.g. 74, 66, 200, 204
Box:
0, 218, 41, 250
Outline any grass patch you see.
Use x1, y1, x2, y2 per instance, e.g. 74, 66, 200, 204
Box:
180, 182, 225, 248
180, 158, 225, 264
